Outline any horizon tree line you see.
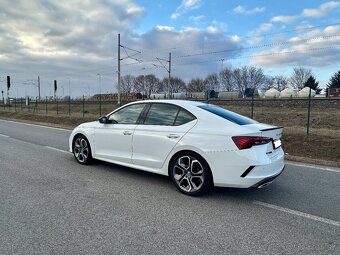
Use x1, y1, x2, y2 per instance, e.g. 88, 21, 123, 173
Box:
116, 67, 339, 96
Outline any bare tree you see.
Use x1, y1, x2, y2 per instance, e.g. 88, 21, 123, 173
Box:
187, 78, 206, 92
220, 67, 235, 91
120, 75, 135, 94
162, 77, 187, 93
232, 68, 244, 92
263, 75, 288, 91
133, 75, 145, 95
204, 73, 220, 91
231, 66, 265, 93
246, 66, 266, 89
290, 66, 312, 90
145, 74, 160, 97
132, 74, 160, 97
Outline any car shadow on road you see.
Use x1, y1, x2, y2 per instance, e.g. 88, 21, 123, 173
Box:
91, 159, 289, 202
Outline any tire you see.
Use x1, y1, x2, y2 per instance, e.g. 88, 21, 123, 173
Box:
73, 134, 92, 165
169, 152, 213, 196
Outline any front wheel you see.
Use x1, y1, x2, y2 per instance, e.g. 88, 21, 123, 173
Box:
73, 135, 92, 165
170, 152, 212, 196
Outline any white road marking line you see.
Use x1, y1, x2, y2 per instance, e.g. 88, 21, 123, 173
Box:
285, 161, 340, 173
0, 119, 71, 131
44, 146, 70, 154
254, 200, 340, 228
0, 133, 10, 138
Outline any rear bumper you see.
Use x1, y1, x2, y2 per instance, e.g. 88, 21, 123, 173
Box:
207, 146, 285, 188
251, 166, 285, 188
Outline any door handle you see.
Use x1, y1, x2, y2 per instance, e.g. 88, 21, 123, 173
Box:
123, 131, 133, 135
167, 134, 180, 139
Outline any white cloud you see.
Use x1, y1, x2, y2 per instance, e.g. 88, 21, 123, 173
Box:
230, 35, 241, 43
155, 25, 175, 31
188, 15, 205, 23
232, 5, 265, 15
257, 23, 274, 33
302, 8, 326, 17
272, 1, 340, 22
249, 25, 340, 67
302, 1, 340, 17
171, 0, 202, 20
271, 15, 298, 24
320, 1, 340, 9
206, 26, 218, 34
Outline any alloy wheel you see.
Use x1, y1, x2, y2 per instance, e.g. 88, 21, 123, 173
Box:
74, 137, 89, 163
173, 155, 205, 193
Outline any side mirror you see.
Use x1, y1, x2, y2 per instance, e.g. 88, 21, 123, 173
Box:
99, 116, 117, 124
99, 116, 110, 124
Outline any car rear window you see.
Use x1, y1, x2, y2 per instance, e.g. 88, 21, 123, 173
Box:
198, 104, 258, 125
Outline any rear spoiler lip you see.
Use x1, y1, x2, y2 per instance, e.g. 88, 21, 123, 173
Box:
260, 126, 284, 132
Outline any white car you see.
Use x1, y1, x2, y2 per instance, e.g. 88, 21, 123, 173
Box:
69, 100, 284, 195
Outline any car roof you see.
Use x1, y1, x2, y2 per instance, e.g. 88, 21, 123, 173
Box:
128, 99, 206, 107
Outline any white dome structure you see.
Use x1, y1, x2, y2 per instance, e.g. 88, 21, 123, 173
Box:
257, 90, 265, 98
264, 88, 280, 98
280, 88, 297, 98
297, 87, 316, 98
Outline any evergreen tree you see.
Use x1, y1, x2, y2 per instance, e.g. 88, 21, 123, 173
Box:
327, 70, 340, 88
304, 75, 321, 94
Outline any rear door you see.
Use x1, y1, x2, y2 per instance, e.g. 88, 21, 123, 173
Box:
132, 103, 197, 169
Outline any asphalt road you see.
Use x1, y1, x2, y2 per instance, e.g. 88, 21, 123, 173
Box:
0, 119, 339, 255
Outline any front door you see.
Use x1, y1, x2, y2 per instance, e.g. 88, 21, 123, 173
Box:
94, 103, 146, 164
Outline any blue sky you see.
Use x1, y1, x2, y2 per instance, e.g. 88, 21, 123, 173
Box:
0, 0, 339, 97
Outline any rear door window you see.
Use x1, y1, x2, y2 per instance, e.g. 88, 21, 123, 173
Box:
174, 109, 196, 126
144, 103, 180, 126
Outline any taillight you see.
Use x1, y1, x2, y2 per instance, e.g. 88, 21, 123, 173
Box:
232, 136, 272, 150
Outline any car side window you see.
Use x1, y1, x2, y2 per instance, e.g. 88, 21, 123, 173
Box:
144, 103, 180, 126
109, 104, 145, 124
174, 109, 196, 126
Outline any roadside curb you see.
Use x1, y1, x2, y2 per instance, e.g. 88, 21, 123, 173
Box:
285, 155, 340, 168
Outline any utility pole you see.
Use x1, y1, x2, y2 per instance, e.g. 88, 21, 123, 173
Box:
156, 53, 172, 99
219, 59, 225, 90
68, 78, 71, 99
37, 76, 41, 100
7, 76, 10, 104
117, 33, 121, 105
168, 52, 171, 99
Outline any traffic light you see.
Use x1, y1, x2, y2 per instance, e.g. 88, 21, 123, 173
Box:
7, 76, 10, 89
54, 80, 57, 92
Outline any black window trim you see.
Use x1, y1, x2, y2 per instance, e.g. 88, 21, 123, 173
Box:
139, 102, 197, 126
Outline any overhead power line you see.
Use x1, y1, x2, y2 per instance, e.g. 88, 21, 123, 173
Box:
175, 35, 340, 59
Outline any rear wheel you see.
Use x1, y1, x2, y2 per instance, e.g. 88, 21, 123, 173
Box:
170, 152, 212, 196
73, 135, 92, 165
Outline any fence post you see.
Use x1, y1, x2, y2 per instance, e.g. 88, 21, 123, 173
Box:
306, 88, 312, 135
82, 95, 85, 118
69, 96, 71, 116
35, 97, 38, 113
56, 98, 58, 115
251, 93, 254, 119
45, 96, 48, 114
14, 98, 16, 112
20, 97, 22, 111
99, 94, 102, 116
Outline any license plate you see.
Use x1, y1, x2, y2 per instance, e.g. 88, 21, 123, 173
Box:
273, 139, 281, 149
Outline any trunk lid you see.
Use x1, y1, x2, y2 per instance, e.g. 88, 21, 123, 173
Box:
245, 123, 283, 151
